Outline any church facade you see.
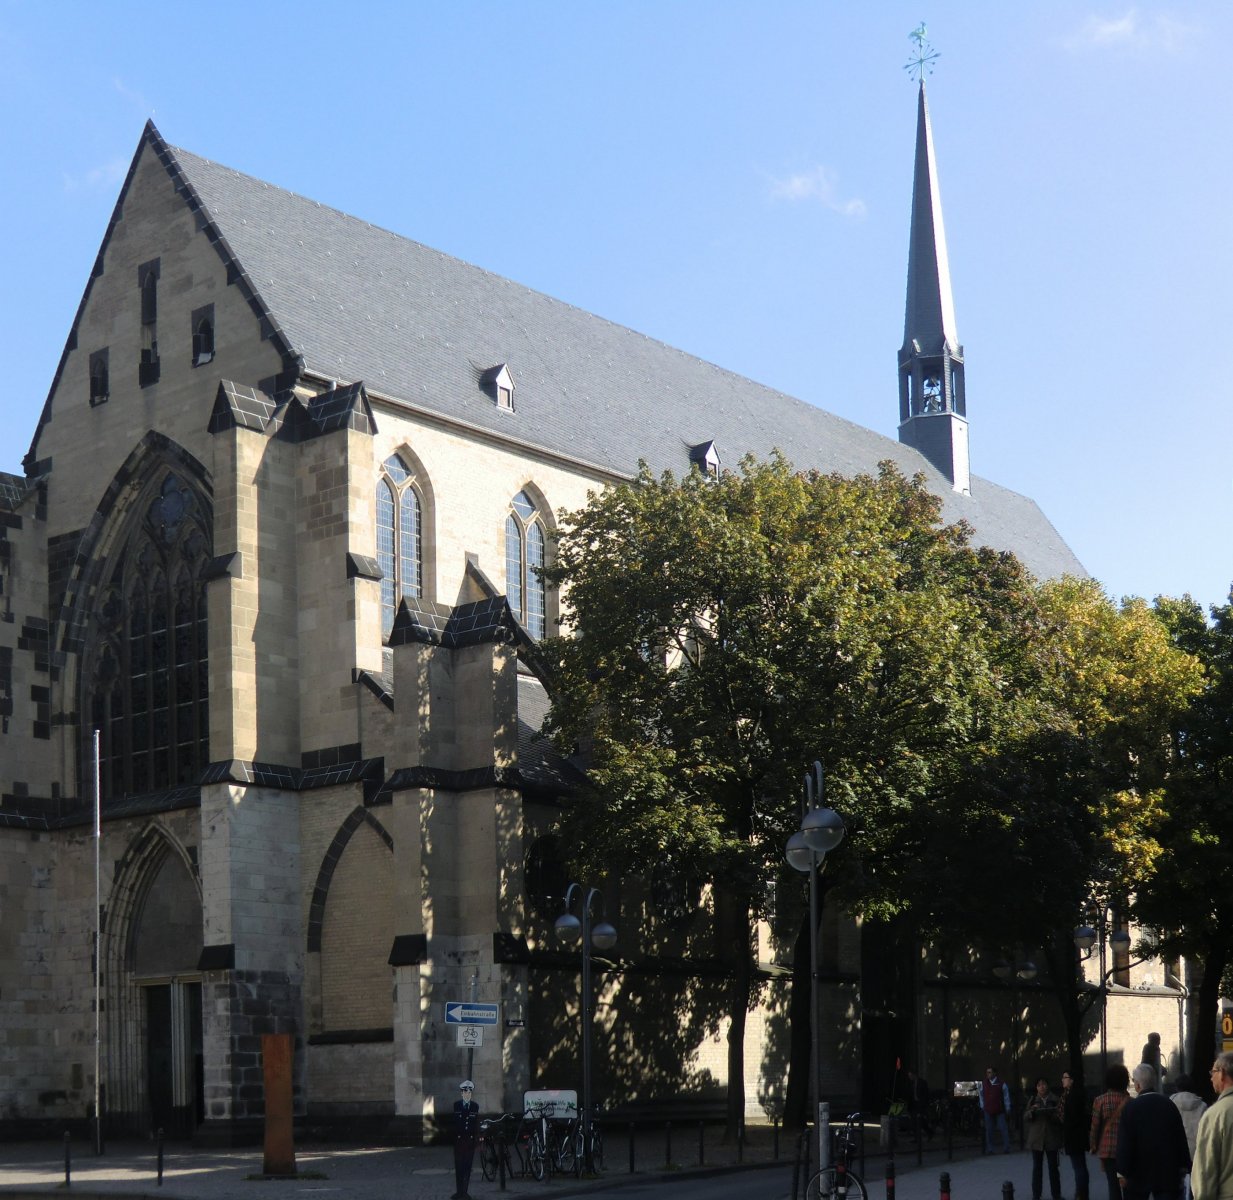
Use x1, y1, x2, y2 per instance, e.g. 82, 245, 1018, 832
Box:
3, 92, 1177, 1145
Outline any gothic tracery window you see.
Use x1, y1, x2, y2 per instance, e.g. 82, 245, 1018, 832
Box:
376, 453, 422, 635
506, 489, 547, 639
88, 473, 210, 800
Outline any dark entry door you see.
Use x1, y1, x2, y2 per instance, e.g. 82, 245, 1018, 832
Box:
145, 985, 175, 1135
145, 981, 203, 1138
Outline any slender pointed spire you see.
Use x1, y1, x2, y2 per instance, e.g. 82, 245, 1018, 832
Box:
897, 68, 969, 494
902, 80, 959, 361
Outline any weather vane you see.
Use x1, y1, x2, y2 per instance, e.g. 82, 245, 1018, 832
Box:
905, 22, 940, 83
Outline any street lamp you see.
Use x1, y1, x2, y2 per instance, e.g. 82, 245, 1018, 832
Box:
555, 882, 617, 1174
785, 760, 845, 1175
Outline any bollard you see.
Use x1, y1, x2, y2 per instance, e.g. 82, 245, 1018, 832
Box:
698, 1120, 705, 1166
157, 1127, 164, 1186
774, 1115, 780, 1161
940, 1170, 951, 1200
886, 1155, 896, 1200
665, 1119, 672, 1167
64, 1131, 71, 1187
1002, 1181, 1015, 1200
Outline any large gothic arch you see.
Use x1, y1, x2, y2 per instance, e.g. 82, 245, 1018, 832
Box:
103, 821, 204, 1136
64, 435, 214, 803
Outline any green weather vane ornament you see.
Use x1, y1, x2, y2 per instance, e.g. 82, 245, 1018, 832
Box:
905, 22, 940, 83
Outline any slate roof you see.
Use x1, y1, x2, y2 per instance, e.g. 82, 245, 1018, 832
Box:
48, 124, 1080, 582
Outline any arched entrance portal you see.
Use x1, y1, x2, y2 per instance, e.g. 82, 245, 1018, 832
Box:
105, 825, 204, 1137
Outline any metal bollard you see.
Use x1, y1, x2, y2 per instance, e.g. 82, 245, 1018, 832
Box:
64, 1131, 71, 1186
940, 1170, 951, 1200
698, 1120, 705, 1166
1002, 1181, 1015, 1200
665, 1119, 672, 1167
157, 1127, 164, 1186
886, 1156, 896, 1200
629, 1121, 635, 1174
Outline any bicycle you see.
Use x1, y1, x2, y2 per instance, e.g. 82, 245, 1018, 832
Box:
806, 1112, 868, 1200
478, 1113, 518, 1182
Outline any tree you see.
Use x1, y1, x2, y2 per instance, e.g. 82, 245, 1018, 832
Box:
907, 579, 1202, 1078
1137, 593, 1233, 1089
541, 455, 1035, 1128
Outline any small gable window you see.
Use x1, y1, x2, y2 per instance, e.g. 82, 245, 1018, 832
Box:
688, 440, 721, 480
506, 488, 547, 639
481, 363, 515, 411
89, 348, 110, 407
191, 304, 215, 366
376, 453, 423, 635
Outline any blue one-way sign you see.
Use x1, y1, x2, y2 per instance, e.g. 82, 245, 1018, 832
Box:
445, 1002, 499, 1026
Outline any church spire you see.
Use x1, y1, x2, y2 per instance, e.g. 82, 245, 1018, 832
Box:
898, 31, 969, 494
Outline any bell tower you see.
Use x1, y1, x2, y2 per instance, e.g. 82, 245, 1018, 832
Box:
897, 35, 969, 495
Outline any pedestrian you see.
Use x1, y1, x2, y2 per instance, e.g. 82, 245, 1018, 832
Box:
1060, 1067, 1092, 1200
1026, 1076, 1065, 1200
452, 1079, 480, 1200
1170, 1074, 1208, 1200
981, 1065, 1013, 1154
908, 1069, 934, 1138
1144, 1034, 1164, 1085
1191, 1051, 1233, 1200
1116, 1063, 1190, 1200
1091, 1063, 1131, 1200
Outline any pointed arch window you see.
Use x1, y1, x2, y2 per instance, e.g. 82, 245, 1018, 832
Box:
376, 454, 423, 635
506, 489, 547, 639
86, 472, 210, 800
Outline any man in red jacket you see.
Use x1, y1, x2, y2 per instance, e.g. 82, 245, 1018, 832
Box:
981, 1065, 1012, 1155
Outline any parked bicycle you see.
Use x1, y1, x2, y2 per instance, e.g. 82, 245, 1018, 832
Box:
806, 1111, 868, 1200
478, 1113, 518, 1182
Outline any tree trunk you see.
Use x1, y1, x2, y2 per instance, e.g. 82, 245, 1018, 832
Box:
784, 905, 812, 1128
715, 882, 754, 1140
1190, 943, 1229, 1100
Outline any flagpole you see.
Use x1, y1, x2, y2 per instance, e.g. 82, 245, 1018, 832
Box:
93, 729, 104, 1155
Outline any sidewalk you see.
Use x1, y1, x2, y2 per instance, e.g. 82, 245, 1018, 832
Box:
0, 1131, 1058, 1200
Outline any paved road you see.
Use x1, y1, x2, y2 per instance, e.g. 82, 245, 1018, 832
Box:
0, 1137, 1066, 1200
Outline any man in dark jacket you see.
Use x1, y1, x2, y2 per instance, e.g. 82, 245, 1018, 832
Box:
1117, 1063, 1191, 1200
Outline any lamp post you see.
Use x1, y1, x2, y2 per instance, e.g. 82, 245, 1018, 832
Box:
555, 883, 617, 1175
785, 761, 845, 1176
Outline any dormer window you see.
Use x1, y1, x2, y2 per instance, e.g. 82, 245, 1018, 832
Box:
191, 304, 215, 366
688, 440, 721, 480
481, 363, 515, 411
89, 348, 110, 407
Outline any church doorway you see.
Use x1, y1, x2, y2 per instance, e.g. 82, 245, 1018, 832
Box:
143, 980, 203, 1138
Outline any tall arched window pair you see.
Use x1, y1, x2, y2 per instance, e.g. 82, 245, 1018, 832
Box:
376, 455, 546, 640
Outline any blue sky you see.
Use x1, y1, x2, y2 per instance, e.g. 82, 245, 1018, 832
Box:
2, 2, 1230, 612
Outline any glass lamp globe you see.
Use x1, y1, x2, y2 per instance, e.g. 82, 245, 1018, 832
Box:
800, 806, 845, 854
591, 921, 618, 951
1073, 925, 1097, 953
785, 830, 815, 873
1017, 961, 1038, 982
554, 912, 582, 943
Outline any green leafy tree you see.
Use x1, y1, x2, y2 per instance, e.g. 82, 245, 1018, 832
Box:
1137, 593, 1233, 1087
541, 455, 1033, 1127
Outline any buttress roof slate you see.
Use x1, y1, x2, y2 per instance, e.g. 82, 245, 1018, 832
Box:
163, 137, 1084, 582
